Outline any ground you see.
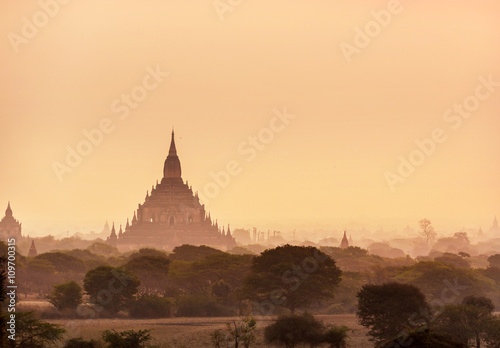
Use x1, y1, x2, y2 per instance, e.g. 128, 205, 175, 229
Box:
48, 314, 372, 348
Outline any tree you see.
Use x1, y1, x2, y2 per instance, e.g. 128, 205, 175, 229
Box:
168, 244, 224, 262
63, 249, 108, 272
434, 253, 470, 268
487, 254, 500, 269
452, 232, 470, 245
212, 280, 231, 305
168, 253, 253, 311
86, 242, 120, 256
123, 254, 170, 295
434, 296, 495, 348
224, 317, 257, 348
49, 281, 83, 311
101, 329, 153, 348
35, 252, 86, 273
129, 248, 168, 258
393, 261, 493, 304
356, 282, 431, 343
484, 318, 500, 348
129, 295, 173, 318
11, 311, 66, 348
322, 326, 351, 348
381, 329, 466, 348
243, 245, 342, 314
83, 266, 139, 315
210, 329, 227, 348
264, 313, 325, 348
419, 219, 436, 245
19, 258, 58, 296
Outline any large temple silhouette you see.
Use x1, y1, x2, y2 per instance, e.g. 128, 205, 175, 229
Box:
107, 131, 236, 251
0, 202, 23, 241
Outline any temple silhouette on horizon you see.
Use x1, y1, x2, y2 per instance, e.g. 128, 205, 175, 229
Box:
107, 131, 236, 251
0, 202, 23, 241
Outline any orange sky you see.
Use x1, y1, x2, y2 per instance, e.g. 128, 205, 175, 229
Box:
1, 1, 499, 237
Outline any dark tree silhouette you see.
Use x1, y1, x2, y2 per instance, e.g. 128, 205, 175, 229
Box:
381, 329, 466, 348
264, 313, 325, 348
434, 296, 495, 348
49, 281, 83, 311
487, 254, 500, 269
83, 266, 139, 315
357, 282, 431, 343
123, 254, 170, 295
243, 245, 341, 314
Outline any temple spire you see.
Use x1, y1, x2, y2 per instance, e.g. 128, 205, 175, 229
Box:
169, 129, 177, 156
163, 129, 182, 179
5, 202, 12, 217
28, 240, 38, 257
340, 230, 349, 249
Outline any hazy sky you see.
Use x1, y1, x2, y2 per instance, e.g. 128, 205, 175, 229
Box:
1, 1, 499, 236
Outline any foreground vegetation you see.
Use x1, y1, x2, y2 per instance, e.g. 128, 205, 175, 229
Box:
3, 228, 500, 347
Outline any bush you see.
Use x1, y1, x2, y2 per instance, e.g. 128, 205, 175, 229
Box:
264, 313, 325, 348
226, 317, 257, 348
101, 329, 153, 348
381, 329, 466, 348
210, 329, 227, 348
176, 296, 234, 317
64, 337, 101, 348
8, 311, 66, 348
129, 295, 173, 318
83, 266, 139, 315
49, 280, 83, 311
323, 326, 351, 348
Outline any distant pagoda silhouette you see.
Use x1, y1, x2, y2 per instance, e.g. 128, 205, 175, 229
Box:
339, 230, 349, 249
107, 131, 236, 251
490, 216, 500, 236
28, 240, 38, 257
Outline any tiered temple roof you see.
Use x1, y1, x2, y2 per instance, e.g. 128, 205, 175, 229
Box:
107, 131, 236, 251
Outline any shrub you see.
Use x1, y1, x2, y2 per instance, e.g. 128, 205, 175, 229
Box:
63, 337, 101, 348
381, 328, 466, 348
129, 295, 173, 318
101, 329, 153, 348
323, 326, 351, 348
264, 313, 325, 348
210, 329, 227, 348
176, 295, 234, 317
49, 280, 83, 311
9, 311, 66, 348
227, 317, 257, 348
83, 266, 139, 315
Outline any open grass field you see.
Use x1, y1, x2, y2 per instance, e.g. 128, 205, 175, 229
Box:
49, 314, 372, 348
